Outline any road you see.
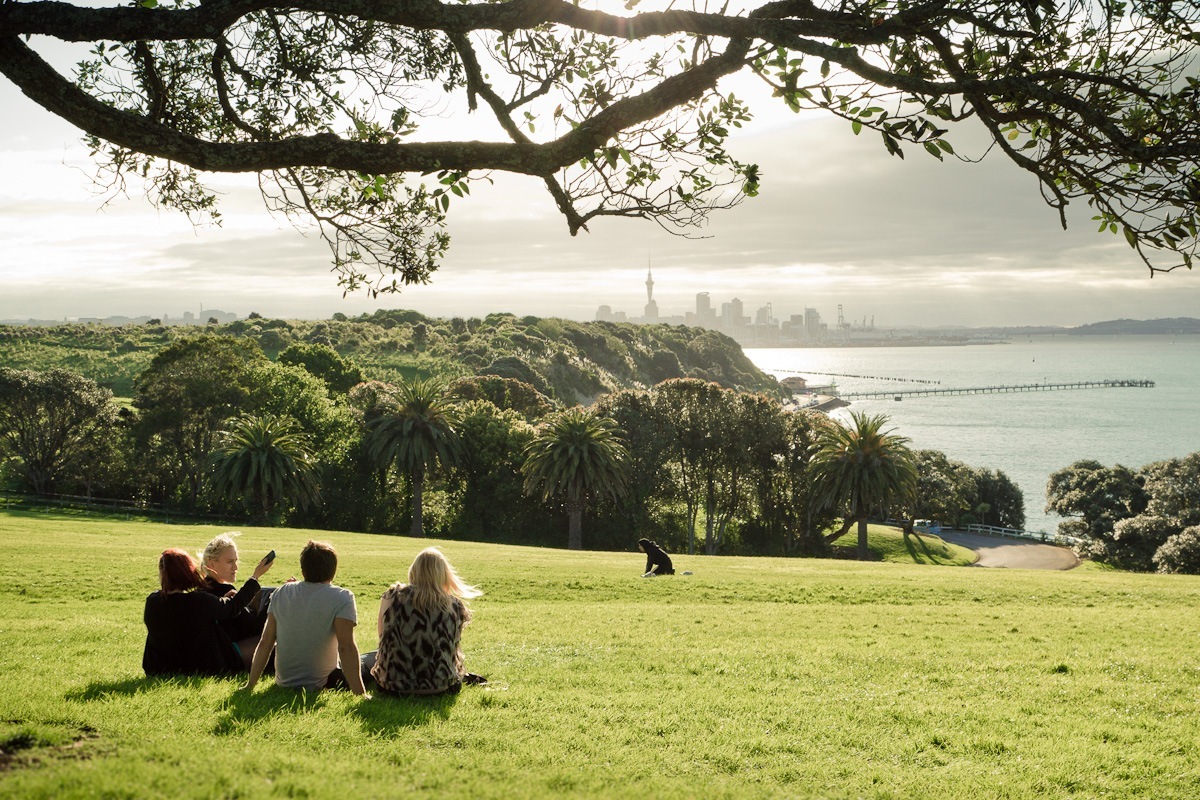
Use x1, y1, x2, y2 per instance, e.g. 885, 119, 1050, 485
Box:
936, 530, 1080, 570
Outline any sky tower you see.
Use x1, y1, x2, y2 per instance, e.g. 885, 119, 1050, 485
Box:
643, 262, 659, 321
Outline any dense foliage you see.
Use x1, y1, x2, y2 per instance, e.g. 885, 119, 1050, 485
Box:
4, 2, 1200, 292
1047, 455, 1200, 573
0, 368, 119, 496
0, 312, 780, 403
906, 449, 1025, 531
0, 317, 1029, 559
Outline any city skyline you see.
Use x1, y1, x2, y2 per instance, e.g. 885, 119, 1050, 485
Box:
596, 267, 856, 338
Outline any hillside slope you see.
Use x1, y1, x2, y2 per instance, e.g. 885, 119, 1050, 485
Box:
0, 311, 781, 402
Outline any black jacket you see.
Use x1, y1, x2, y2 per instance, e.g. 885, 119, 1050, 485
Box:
142, 578, 259, 676
643, 543, 674, 574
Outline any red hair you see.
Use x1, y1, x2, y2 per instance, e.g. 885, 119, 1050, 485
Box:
158, 548, 204, 593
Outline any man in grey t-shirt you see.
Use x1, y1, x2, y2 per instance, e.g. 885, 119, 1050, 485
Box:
244, 540, 368, 696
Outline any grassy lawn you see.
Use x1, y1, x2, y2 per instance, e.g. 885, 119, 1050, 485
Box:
1, 510, 1198, 799
831, 524, 977, 566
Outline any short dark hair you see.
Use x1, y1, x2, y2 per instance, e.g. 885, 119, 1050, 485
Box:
300, 540, 337, 583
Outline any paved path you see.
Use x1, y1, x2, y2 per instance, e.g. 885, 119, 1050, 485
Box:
936, 530, 1080, 570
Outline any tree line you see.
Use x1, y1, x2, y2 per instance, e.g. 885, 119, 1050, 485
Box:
0, 333, 1024, 557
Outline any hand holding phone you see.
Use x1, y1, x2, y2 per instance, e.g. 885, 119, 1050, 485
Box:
253, 550, 276, 580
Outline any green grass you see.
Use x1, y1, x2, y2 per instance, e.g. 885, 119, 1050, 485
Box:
831, 524, 977, 566
2, 510, 1198, 799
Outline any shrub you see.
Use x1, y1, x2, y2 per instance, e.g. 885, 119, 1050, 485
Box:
1107, 514, 1177, 572
1153, 526, 1200, 574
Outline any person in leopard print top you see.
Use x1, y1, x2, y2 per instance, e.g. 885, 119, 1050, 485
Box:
370, 548, 482, 695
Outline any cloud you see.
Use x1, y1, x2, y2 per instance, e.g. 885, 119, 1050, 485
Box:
2, 75, 1198, 326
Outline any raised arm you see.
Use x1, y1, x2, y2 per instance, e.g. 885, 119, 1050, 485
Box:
216, 553, 275, 618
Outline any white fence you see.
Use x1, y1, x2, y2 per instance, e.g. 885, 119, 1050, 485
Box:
964, 523, 1079, 547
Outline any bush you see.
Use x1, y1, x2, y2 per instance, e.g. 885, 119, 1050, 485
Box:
257, 329, 288, 351
1106, 514, 1177, 572
1153, 526, 1200, 574
647, 349, 684, 383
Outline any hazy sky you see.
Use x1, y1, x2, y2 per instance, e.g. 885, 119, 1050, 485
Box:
2, 36, 1198, 327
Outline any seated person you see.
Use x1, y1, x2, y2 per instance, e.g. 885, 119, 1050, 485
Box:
370, 547, 483, 696
244, 540, 368, 696
638, 538, 675, 576
143, 548, 274, 676
199, 532, 274, 669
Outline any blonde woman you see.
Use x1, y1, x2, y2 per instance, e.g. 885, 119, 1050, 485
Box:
199, 532, 275, 669
370, 547, 484, 695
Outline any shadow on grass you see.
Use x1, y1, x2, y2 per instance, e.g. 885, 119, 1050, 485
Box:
351, 691, 459, 735
904, 532, 948, 565
65, 675, 209, 702
211, 684, 328, 736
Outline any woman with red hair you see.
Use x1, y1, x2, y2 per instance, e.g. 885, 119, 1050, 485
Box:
143, 547, 274, 676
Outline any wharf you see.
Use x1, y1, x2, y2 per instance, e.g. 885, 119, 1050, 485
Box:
840, 378, 1154, 400
786, 394, 848, 412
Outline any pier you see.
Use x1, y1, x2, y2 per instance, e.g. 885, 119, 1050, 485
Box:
839, 379, 1154, 400
770, 368, 940, 385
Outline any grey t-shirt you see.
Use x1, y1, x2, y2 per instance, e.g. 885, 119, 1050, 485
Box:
268, 581, 357, 691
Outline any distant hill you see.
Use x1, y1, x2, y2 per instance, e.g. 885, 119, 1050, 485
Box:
926, 318, 1200, 338
1066, 317, 1200, 335
0, 311, 782, 402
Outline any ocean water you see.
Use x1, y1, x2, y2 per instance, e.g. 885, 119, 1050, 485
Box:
745, 335, 1200, 534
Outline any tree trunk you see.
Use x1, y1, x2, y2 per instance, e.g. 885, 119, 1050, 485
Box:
715, 512, 734, 555
857, 517, 869, 560
567, 499, 583, 550
29, 466, 49, 496
704, 496, 717, 555
686, 501, 698, 556
823, 518, 854, 544
410, 470, 425, 536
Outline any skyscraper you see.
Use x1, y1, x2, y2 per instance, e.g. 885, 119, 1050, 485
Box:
643, 267, 659, 321
695, 292, 717, 327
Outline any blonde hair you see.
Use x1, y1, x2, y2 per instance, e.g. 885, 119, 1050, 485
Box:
403, 547, 481, 614
199, 532, 240, 578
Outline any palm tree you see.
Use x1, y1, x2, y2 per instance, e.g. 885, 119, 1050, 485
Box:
522, 407, 629, 551
210, 413, 319, 524
364, 378, 461, 536
810, 411, 917, 560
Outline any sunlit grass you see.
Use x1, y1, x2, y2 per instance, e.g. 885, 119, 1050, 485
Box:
831, 523, 977, 565
1, 510, 1198, 799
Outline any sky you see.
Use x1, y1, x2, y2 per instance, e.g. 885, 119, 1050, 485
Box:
2, 35, 1199, 328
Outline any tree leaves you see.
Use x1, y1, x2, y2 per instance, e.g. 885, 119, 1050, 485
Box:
4, 0, 1200, 287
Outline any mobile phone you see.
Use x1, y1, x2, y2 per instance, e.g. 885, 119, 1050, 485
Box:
264, 550, 276, 563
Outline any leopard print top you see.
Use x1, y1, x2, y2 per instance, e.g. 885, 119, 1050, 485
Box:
371, 584, 467, 695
